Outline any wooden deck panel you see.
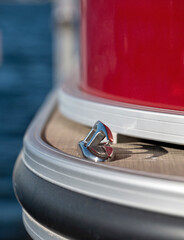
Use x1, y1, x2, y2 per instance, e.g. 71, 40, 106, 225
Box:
43, 108, 184, 178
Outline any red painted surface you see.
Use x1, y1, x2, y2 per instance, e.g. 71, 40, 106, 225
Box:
80, 0, 184, 111
104, 124, 113, 143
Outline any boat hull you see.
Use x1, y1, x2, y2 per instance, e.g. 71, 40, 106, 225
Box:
81, 0, 184, 112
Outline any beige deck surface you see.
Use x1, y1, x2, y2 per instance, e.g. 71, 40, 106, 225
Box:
43, 108, 184, 178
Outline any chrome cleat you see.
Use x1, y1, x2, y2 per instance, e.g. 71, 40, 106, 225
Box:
78, 121, 114, 162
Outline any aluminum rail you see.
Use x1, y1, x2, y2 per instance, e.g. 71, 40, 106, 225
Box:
23, 210, 68, 240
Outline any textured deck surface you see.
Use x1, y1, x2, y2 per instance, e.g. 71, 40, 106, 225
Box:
43, 108, 184, 178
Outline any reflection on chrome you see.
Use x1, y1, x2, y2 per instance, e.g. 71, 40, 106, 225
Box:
79, 121, 114, 162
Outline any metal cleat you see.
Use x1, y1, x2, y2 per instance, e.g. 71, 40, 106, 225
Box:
78, 121, 114, 162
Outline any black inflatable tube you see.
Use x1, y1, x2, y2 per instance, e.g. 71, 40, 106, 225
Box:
13, 157, 184, 240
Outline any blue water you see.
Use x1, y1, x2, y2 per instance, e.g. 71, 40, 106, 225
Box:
0, 3, 52, 239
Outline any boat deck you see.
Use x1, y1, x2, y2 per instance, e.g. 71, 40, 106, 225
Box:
43, 107, 184, 178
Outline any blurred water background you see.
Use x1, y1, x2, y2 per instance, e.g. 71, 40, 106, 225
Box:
0, 2, 52, 239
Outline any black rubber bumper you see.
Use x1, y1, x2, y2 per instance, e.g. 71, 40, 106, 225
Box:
13, 157, 184, 240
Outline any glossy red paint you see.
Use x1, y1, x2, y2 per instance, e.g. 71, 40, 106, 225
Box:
81, 0, 184, 111
104, 124, 113, 143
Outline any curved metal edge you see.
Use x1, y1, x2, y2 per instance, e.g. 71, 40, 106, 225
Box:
58, 82, 184, 145
22, 90, 184, 218
23, 210, 69, 240
13, 157, 184, 240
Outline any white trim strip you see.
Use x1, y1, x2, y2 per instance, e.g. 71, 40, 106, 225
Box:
58, 82, 184, 145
